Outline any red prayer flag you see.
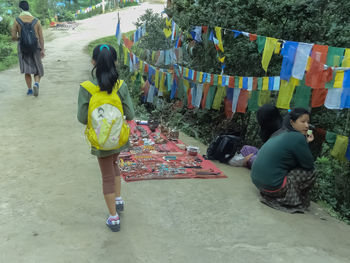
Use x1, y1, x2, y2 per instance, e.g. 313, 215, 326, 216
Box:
305, 45, 329, 89
249, 34, 257, 41
187, 87, 194, 109
311, 88, 328, 108
210, 74, 214, 86
143, 80, 150, 97
252, 77, 258, 90
122, 35, 134, 50
202, 26, 208, 34
236, 90, 250, 113
201, 84, 210, 109
224, 98, 234, 119
228, 76, 235, 88
193, 71, 197, 82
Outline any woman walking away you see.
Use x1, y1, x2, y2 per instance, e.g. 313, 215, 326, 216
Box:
250, 108, 316, 213
11, 1, 44, 97
77, 44, 135, 232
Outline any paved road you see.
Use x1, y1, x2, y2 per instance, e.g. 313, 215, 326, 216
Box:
1, 3, 350, 263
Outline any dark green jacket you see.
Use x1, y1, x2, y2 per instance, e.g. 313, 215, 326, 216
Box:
77, 80, 135, 158
251, 131, 314, 190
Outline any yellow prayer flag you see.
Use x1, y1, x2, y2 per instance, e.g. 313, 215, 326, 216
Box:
333, 55, 341, 67
183, 79, 190, 91
276, 79, 296, 109
261, 37, 278, 72
258, 90, 271, 106
274, 42, 281, 54
155, 70, 160, 88
334, 71, 344, 88
166, 17, 172, 27
139, 60, 143, 71
185, 68, 189, 78
306, 57, 312, 71
152, 51, 156, 63
123, 46, 128, 65
342, 49, 350, 67
290, 77, 300, 87
199, 72, 203, 83
218, 56, 225, 63
218, 75, 222, 86
262, 77, 269, 90
160, 72, 166, 92
212, 85, 226, 110
331, 135, 349, 162
239, 77, 243, 89
214, 27, 224, 52
163, 28, 172, 38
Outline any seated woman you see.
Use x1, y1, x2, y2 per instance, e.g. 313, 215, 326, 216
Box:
250, 108, 316, 213
231, 104, 283, 168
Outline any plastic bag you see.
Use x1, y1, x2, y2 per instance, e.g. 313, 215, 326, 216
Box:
228, 153, 245, 167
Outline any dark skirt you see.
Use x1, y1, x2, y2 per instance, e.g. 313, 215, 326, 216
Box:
18, 42, 44, 77
259, 169, 316, 213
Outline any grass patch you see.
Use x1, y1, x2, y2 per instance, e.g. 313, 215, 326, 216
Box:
0, 38, 18, 72
86, 32, 134, 55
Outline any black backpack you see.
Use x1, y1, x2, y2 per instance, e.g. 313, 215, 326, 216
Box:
16, 17, 38, 55
205, 135, 242, 163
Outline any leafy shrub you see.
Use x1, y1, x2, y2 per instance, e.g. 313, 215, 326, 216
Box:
0, 34, 17, 72
57, 8, 76, 22
0, 15, 11, 35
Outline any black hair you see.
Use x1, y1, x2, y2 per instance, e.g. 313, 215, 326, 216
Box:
19, 1, 29, 11
289, 108, 310, 122
91, 44, 119, 94
281, 108, 310, 132
256, 104, 283, 142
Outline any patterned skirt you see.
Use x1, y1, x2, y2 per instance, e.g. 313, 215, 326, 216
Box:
18, 43, 44, 77
259, 169, 316, 213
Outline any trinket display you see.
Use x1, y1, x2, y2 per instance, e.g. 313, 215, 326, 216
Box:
120, 121, 225, 182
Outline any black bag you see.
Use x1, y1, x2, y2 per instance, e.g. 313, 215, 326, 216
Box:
205, 135, 242, 163
16, 17, 38, 55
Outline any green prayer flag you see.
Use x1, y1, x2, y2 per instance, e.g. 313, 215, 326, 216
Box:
326, 131, 337, 146
258, 90, 271, 106
234, 77, 239, 88
205, 86, 217, 109
248, 91, 259, 112
213, 74, 219, 86
257, 77, 263, 90
257, 35, 266, 54
167, 73, 172, 91
326, 47, 345, 67
292, 86, 311, 109
177, 77, 185, 101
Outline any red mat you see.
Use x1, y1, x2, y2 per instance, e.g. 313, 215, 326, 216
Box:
120, 121, 226, 182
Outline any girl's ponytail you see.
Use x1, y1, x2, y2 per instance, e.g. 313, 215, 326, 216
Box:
91, 44, 119, 94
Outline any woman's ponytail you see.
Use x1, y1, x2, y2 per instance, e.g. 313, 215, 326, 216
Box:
91, 44, 119, 94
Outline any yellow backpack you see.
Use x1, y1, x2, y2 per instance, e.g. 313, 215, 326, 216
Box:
80, 80, 130, 150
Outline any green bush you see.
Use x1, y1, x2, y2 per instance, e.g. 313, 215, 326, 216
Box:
0, 34, 17, 72
57, 8, 76, 22
0, 15, 11, 35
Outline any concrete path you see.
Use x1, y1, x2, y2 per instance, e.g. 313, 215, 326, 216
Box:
1, 3, 350, 263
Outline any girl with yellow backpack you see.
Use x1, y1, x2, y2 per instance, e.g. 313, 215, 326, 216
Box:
77, 44, 135, 232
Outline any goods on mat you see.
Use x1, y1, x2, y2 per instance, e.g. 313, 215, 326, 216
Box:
119, 121, 226, 182
187, 146, 200, 156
